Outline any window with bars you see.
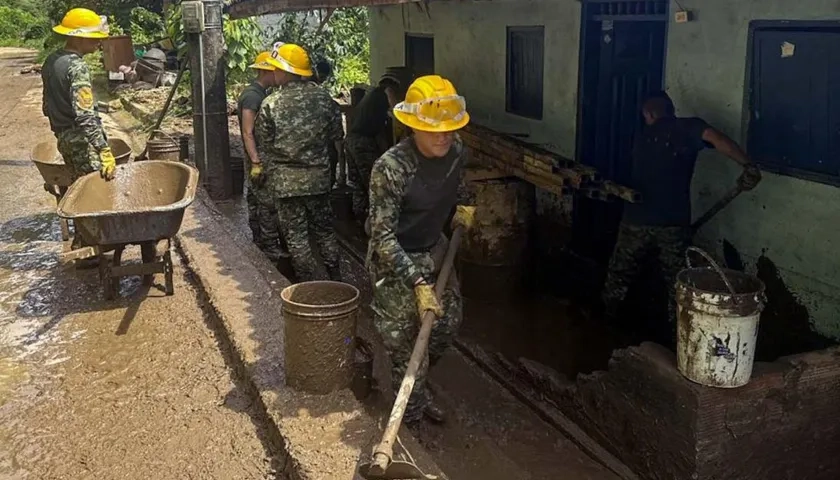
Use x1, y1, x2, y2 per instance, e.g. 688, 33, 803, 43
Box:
506, 26, 545, 120
747, 22, 840, 185
588, 0, 668, 17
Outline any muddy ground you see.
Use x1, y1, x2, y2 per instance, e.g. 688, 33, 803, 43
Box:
111, 55, 627, 479
0, 48, 280, 479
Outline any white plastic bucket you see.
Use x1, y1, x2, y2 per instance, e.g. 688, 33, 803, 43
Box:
676, 248, 765, 388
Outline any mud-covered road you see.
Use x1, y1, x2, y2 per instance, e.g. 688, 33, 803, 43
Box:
0, 48, 279, 479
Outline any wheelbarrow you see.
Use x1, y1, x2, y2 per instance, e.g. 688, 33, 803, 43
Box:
57, 160, 199, 300
31, 138, 133, 242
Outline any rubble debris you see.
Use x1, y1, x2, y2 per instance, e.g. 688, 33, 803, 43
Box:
19, 64, 41, 75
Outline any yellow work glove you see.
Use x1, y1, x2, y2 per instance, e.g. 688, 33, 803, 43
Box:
451, 205, 476, 230
99, 147, 116, 180
250, 162, 265, 187
414, 282, 443, 321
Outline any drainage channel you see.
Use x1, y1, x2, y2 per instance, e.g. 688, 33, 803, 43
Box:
335, 229, 635, 480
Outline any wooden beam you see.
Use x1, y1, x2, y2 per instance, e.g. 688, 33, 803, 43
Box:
228, 0, 421, 19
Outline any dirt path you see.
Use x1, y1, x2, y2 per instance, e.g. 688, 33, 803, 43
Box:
0, 48, 280, 479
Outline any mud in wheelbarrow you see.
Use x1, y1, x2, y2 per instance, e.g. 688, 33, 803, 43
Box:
57, 160, 199, 299
31, 138, 134, 242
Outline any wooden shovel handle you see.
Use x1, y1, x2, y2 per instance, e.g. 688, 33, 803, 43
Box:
369, 227, 464, 474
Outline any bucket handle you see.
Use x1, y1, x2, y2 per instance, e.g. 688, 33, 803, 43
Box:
685, 246, 738, 299
150, 129, 178, 145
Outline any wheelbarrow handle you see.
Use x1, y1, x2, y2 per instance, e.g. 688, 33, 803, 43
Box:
59, 246, 100, 265
368, 227, 464, 475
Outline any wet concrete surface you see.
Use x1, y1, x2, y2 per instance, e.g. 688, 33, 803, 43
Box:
722, 239, 838, 360
207, 188, 619, 479
0, 48, 279, 479
115, 70, 625, 478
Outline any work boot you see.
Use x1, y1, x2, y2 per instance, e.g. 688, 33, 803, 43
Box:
423, 401, 446, 425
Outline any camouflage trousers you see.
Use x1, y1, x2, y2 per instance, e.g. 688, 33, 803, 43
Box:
344, 134, 381, 224
56, 128, 102, 181
602, 223, 691, 325
274, 194, 341, 282
247, 181, 289, 263
369, 236, 462, 424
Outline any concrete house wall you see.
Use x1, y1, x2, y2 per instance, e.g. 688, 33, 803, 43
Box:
368, 0, 840, 340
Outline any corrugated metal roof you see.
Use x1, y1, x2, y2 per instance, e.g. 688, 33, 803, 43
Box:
227, 0, 421, 19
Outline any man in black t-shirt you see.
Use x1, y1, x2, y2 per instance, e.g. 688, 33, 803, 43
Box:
602, 92, 761, 336
345, 71, 406, 226
237, 52, 289, 269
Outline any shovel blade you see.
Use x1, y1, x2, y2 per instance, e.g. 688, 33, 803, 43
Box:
358, 460, 437, 480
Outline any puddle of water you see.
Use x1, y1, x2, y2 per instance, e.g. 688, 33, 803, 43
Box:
0, 358, 29, 407
461, 294, 625, 378
0, 214, 72, 378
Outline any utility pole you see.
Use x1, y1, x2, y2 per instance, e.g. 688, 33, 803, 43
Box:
183, 0, 232, 200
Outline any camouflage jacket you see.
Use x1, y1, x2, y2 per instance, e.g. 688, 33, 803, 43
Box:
255, 80, 344, 198
367, 135, 470, 287
41, 50, 107, 151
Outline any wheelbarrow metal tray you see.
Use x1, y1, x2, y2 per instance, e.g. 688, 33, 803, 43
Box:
31, 138, 133, 188
31, 142, 74, 187
57, 161, 199, 246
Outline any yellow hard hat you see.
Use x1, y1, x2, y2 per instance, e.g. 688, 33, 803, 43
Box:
393, 75, 470, 133
249, 51, 275, 71
266, 42, 313, 77
53, 8, 109, 39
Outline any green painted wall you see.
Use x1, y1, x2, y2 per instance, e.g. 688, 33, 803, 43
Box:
666, 0, 840, 340
369, 0, 581, 158
369, 0, 840, 340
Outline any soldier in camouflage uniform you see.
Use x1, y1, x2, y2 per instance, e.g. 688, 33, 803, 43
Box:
255, 43, 343, 282
602, 92, 761, 342
238, 51, 290, 269
344, 71, 404, 226
367, 75, 474, 426
42, 8, 116, 182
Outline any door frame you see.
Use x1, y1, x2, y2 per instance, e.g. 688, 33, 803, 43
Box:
574, 0, 671, 168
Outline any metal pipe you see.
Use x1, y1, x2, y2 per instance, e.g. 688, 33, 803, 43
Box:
198, 33, 208, 179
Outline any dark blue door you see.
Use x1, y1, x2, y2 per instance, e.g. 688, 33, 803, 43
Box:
572, 1, 669, 285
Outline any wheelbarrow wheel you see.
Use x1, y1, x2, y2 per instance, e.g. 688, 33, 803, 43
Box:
141, 242, 156, 287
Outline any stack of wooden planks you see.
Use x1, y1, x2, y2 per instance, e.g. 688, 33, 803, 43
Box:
459, 123, 641, 203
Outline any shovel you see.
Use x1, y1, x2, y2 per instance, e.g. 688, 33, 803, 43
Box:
690, 185, 743, 233
359, 226, 464, 480
136, 53, 190, 161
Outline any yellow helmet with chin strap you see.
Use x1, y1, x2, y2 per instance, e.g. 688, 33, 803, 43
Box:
266, 42, 313, 77
393, 75, 470, 133
53, 8, 109, 39
249, 51, 275, 71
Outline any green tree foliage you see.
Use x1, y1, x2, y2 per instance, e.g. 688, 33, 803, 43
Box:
223, 13, 263, 84
0, 0, 43, 17
129, 6, 166, 45
269, 7, 370, 95
44, 0, 163, 30
0, 6, 39, 42
0, 0, 51, 46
